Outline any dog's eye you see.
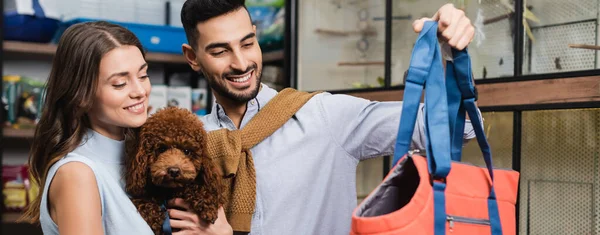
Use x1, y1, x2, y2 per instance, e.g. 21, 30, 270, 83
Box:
183, 149, 192, 155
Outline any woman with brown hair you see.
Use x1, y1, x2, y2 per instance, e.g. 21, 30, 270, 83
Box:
19, 21, 231, 235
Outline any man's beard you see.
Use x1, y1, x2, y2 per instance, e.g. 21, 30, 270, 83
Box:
204, 63, 261, 104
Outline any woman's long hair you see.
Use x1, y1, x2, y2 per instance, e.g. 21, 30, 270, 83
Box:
20, 21, 145, 223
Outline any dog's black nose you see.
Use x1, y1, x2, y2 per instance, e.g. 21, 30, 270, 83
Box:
167, 167, 180, 177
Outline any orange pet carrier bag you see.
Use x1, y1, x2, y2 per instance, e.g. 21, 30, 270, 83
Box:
350, 21, 520, 235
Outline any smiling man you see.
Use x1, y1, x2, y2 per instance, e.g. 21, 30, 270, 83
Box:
180, 0, 478, 235
182, 1, 263, 127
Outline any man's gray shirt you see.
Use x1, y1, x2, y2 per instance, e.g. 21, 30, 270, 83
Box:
201, 84, 477, 235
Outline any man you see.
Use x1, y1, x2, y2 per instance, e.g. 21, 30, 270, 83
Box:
179, 0, 477, 234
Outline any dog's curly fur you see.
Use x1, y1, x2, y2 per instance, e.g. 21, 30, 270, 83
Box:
125, 106, 224, 234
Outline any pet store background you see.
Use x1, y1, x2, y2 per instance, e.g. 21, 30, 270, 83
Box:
1, 0, 600, 234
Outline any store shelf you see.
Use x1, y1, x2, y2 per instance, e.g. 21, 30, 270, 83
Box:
3, 212, 23, 223
3, 127, 35, 138
144, 51, 187, 64
263, 50, 284, 63
3, 40, 187, 64
3, 41, 285, 63
3, 41, 56, 55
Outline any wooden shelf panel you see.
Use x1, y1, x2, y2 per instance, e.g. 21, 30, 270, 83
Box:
3, 212, 23, 223
343, 76, 600, 107
263, 50, 284, 63
4, 41, 284, 64
4, 40, 187, 64
4, 41, 56, 55
145, 52, 187, 64
3, 127, 35, 138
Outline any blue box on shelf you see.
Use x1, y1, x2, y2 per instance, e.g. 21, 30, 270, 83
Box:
52, 18, 187, 54
3, 11, 60, 43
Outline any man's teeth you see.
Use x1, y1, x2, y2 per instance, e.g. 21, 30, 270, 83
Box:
230, 73, 251, 83
127, 103, 143, 111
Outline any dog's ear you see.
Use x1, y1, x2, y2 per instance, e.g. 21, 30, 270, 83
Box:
125, 136, 151, 197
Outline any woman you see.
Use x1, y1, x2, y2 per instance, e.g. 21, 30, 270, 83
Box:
20, 21, 232, 235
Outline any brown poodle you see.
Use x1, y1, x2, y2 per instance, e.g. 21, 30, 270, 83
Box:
125, 106, 224, 234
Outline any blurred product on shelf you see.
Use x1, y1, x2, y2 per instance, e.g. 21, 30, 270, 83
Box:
52, 18, 188, 54
148, 84, 208, 117
3, 0, 61, 43
2, 164, 39, 213
167, 86, 192, 111
247, 5, 284, 52
169, 0, 186, 28
58, 0, 166, 26
2, 75, 45, 129
4, 0, 186, 52
246, 0, 285, 7
192, 88, 208, 116
4, 1, 284, 57
2, 76, 19, 126
261, 65, 286, 91
148, 84, 169, 116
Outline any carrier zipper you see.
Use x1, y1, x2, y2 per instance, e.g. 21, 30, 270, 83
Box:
408, 149, 421, 157
453, 161, 514, 171
446, 215, 490, 231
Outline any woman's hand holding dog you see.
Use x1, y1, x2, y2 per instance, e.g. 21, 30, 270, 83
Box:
168, 198, 233, 235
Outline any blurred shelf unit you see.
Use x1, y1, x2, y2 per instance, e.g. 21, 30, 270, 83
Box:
3, 213, 22, 223
3, 41, 284, 63
3, 127, 35, 139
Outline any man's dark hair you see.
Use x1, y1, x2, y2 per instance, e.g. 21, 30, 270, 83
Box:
181, 0, 248, 49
